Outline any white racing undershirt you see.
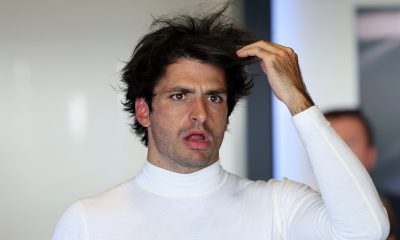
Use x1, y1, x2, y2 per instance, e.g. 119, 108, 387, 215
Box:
52, 106, 389, 240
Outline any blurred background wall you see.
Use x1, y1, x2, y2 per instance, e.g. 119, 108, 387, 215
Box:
1, 0, 400, 239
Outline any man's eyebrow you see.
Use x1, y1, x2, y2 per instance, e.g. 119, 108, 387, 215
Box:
166, 87, 195, 94
205, 89, 227, 95
159, 87, 227, 95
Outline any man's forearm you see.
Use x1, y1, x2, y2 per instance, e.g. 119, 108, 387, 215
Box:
293, 107, 389, 239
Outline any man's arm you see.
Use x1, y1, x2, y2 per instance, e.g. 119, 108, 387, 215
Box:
52, 202, 89, 240
237, 41, 390, 239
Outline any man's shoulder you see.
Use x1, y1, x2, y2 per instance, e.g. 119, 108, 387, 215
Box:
225, 173, 280, 194
227, 174, 317, 196
53, 178, 140, 239
78, 178, 137, 211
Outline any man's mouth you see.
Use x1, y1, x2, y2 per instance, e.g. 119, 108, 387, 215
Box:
183, 130, 210, 149
186, 134, 206, 141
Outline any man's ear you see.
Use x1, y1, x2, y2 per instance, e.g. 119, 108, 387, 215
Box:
135, 98, 150, 127
365, 146, 378, 171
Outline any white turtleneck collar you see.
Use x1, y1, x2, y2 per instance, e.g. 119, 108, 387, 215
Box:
135, 160, 228, 198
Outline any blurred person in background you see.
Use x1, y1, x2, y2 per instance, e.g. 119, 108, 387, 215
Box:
325, 109, 398, 240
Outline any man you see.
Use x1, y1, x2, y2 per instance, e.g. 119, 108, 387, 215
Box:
325, 109, 398, 240
53, 6, 389, 240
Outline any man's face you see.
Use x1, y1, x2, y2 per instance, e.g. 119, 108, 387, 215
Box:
139, 58, 228, 174
328, 116, 377, 171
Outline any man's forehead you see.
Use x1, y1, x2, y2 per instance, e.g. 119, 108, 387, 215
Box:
156, 58, 227, 89
329, 116, 369, 136
165, 58, 225, 74
328, 115, 364, 126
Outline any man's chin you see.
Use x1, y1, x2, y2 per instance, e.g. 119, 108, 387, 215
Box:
178, 155, 218, 170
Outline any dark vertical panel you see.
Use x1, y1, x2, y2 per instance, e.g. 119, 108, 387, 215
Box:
357, 7, 400, 235
244, 0, 272, 180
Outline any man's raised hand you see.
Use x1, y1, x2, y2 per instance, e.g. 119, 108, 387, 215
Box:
236, 41, 314, 115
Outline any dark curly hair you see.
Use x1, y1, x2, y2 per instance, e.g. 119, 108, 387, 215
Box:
121, 3, 255, 146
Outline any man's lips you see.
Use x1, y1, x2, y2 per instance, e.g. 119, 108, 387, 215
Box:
182, 129, 211, 149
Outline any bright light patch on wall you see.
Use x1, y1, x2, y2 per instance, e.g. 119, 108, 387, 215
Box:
12, 59, 33, 132
272, 97, 297, 178
271, 0, 301, 180
12, 59, 32, 91
68, 92, 87, 140
271, 0, 318, 190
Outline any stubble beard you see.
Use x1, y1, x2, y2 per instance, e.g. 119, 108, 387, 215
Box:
150, 122, 224, 172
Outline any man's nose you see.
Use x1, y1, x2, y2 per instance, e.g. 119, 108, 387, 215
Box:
190, 97, 207, 123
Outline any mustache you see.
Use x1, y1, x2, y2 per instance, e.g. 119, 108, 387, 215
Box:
177, 122, 212, 137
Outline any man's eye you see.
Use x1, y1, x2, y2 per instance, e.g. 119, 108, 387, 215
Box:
171, 93, 185, 101
209, 95, 223, 103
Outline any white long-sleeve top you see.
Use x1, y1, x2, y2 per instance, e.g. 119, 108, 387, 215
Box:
52, 106, 389, 240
